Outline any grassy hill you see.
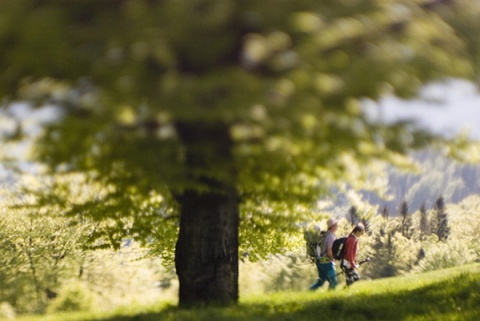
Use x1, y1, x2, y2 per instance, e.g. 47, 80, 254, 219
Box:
12, 263, 480, 321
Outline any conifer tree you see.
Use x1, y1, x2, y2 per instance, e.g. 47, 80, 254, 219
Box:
381, 205, 390, 221
361, 217, 371, 235
434, 196, 450, 242
380, 205, 390, 236
419, 202, 429, 240
349, 206, 360, 226
399, 200, 413, 239
369, 232, 397, 278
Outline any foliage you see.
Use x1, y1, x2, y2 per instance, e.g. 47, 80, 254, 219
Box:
433, 195, 450, 242
365, 231, 398, 278
0, 181, 177, 314
398, 200, 414, 238
240, 201, 316, 261
419, 202, 429, 240
416, 239, 476, 272
46, 281, 94, 313
0, 302, 16, 320
1, 0, 480, 260
448, 195, 480, 259
77, 244, 178, 310
370, 194, 479, 276
239, 253, 316, 296
348, 206, 360, 226
381, 205, 390, 220
0, 190, 91, 313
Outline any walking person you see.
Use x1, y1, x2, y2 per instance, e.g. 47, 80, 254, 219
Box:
309, 218, 338, 290
341, 223, 365, 286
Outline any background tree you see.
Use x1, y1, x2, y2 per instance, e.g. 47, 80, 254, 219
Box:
398, 200, 413, 239
361, 217, 371, 235
419, 202, 429, 241
448, 195, 480, 259
433, 195, 450, 242
0, 191, 91, 313
379, 205, 390, 236
1, 0, 480, 307
367, 232, 397, 278
381, 205, 390, 221
348, 206, 360, 226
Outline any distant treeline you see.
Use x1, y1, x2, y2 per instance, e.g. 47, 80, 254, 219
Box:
341, 150, 480, 215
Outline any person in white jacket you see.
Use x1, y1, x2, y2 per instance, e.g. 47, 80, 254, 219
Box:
309, 218, 339, 290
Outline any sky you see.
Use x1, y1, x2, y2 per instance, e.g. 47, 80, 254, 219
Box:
363, 79, 480, 140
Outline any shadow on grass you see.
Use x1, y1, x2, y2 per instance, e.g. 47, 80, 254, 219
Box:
91, 273, 480, 321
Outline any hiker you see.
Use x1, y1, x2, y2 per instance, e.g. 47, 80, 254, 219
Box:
309, 218, 338, 290
341, 223, 365, 286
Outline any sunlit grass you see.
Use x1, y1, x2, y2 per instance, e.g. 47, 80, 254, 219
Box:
11, 263, 480, 321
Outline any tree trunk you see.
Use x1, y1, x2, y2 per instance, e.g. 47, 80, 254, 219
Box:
174, 122, 239, 307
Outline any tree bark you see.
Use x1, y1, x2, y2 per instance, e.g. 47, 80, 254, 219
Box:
174, 122, 239, 307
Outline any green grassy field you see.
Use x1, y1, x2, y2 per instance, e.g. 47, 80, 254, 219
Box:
11, 263, 480, 321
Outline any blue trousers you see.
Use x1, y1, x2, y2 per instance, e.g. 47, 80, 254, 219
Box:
310, 261, 338, 290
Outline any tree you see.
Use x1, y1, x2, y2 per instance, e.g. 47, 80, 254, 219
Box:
368, 232, 397, 278
0, 191, 92, 313
447, 195, 480, 258
419, 202, 429, 240
433, 195, 450, 242
348, 206, 360, 226
1, 0, 480, 306
399, 200, 413, 239
381, 205, 390, 221
379, 205, 390, 236
361, 217, 371, 235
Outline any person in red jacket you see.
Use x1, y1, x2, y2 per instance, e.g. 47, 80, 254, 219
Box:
341, 223, 365, 286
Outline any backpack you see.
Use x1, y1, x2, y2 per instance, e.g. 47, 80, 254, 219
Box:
331, 236, 348, 260
304, 225, 327, 262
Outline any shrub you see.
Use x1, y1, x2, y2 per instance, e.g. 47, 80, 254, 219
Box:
46, 281, 95, 313
417, 241, 476, 273
0, 302, 16, 320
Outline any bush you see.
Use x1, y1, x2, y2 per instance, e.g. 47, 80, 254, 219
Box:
46, 281, 95, 313
417, 241, 476, 273
239, 252, 317, 295
0, 302, 16, 320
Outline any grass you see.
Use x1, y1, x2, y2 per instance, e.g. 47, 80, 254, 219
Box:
11, 263, 480, 321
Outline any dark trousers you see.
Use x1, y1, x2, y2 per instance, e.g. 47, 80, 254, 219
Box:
343, 267, 360, 286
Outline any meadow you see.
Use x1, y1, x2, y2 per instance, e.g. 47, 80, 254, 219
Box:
13, 263, 480, 321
